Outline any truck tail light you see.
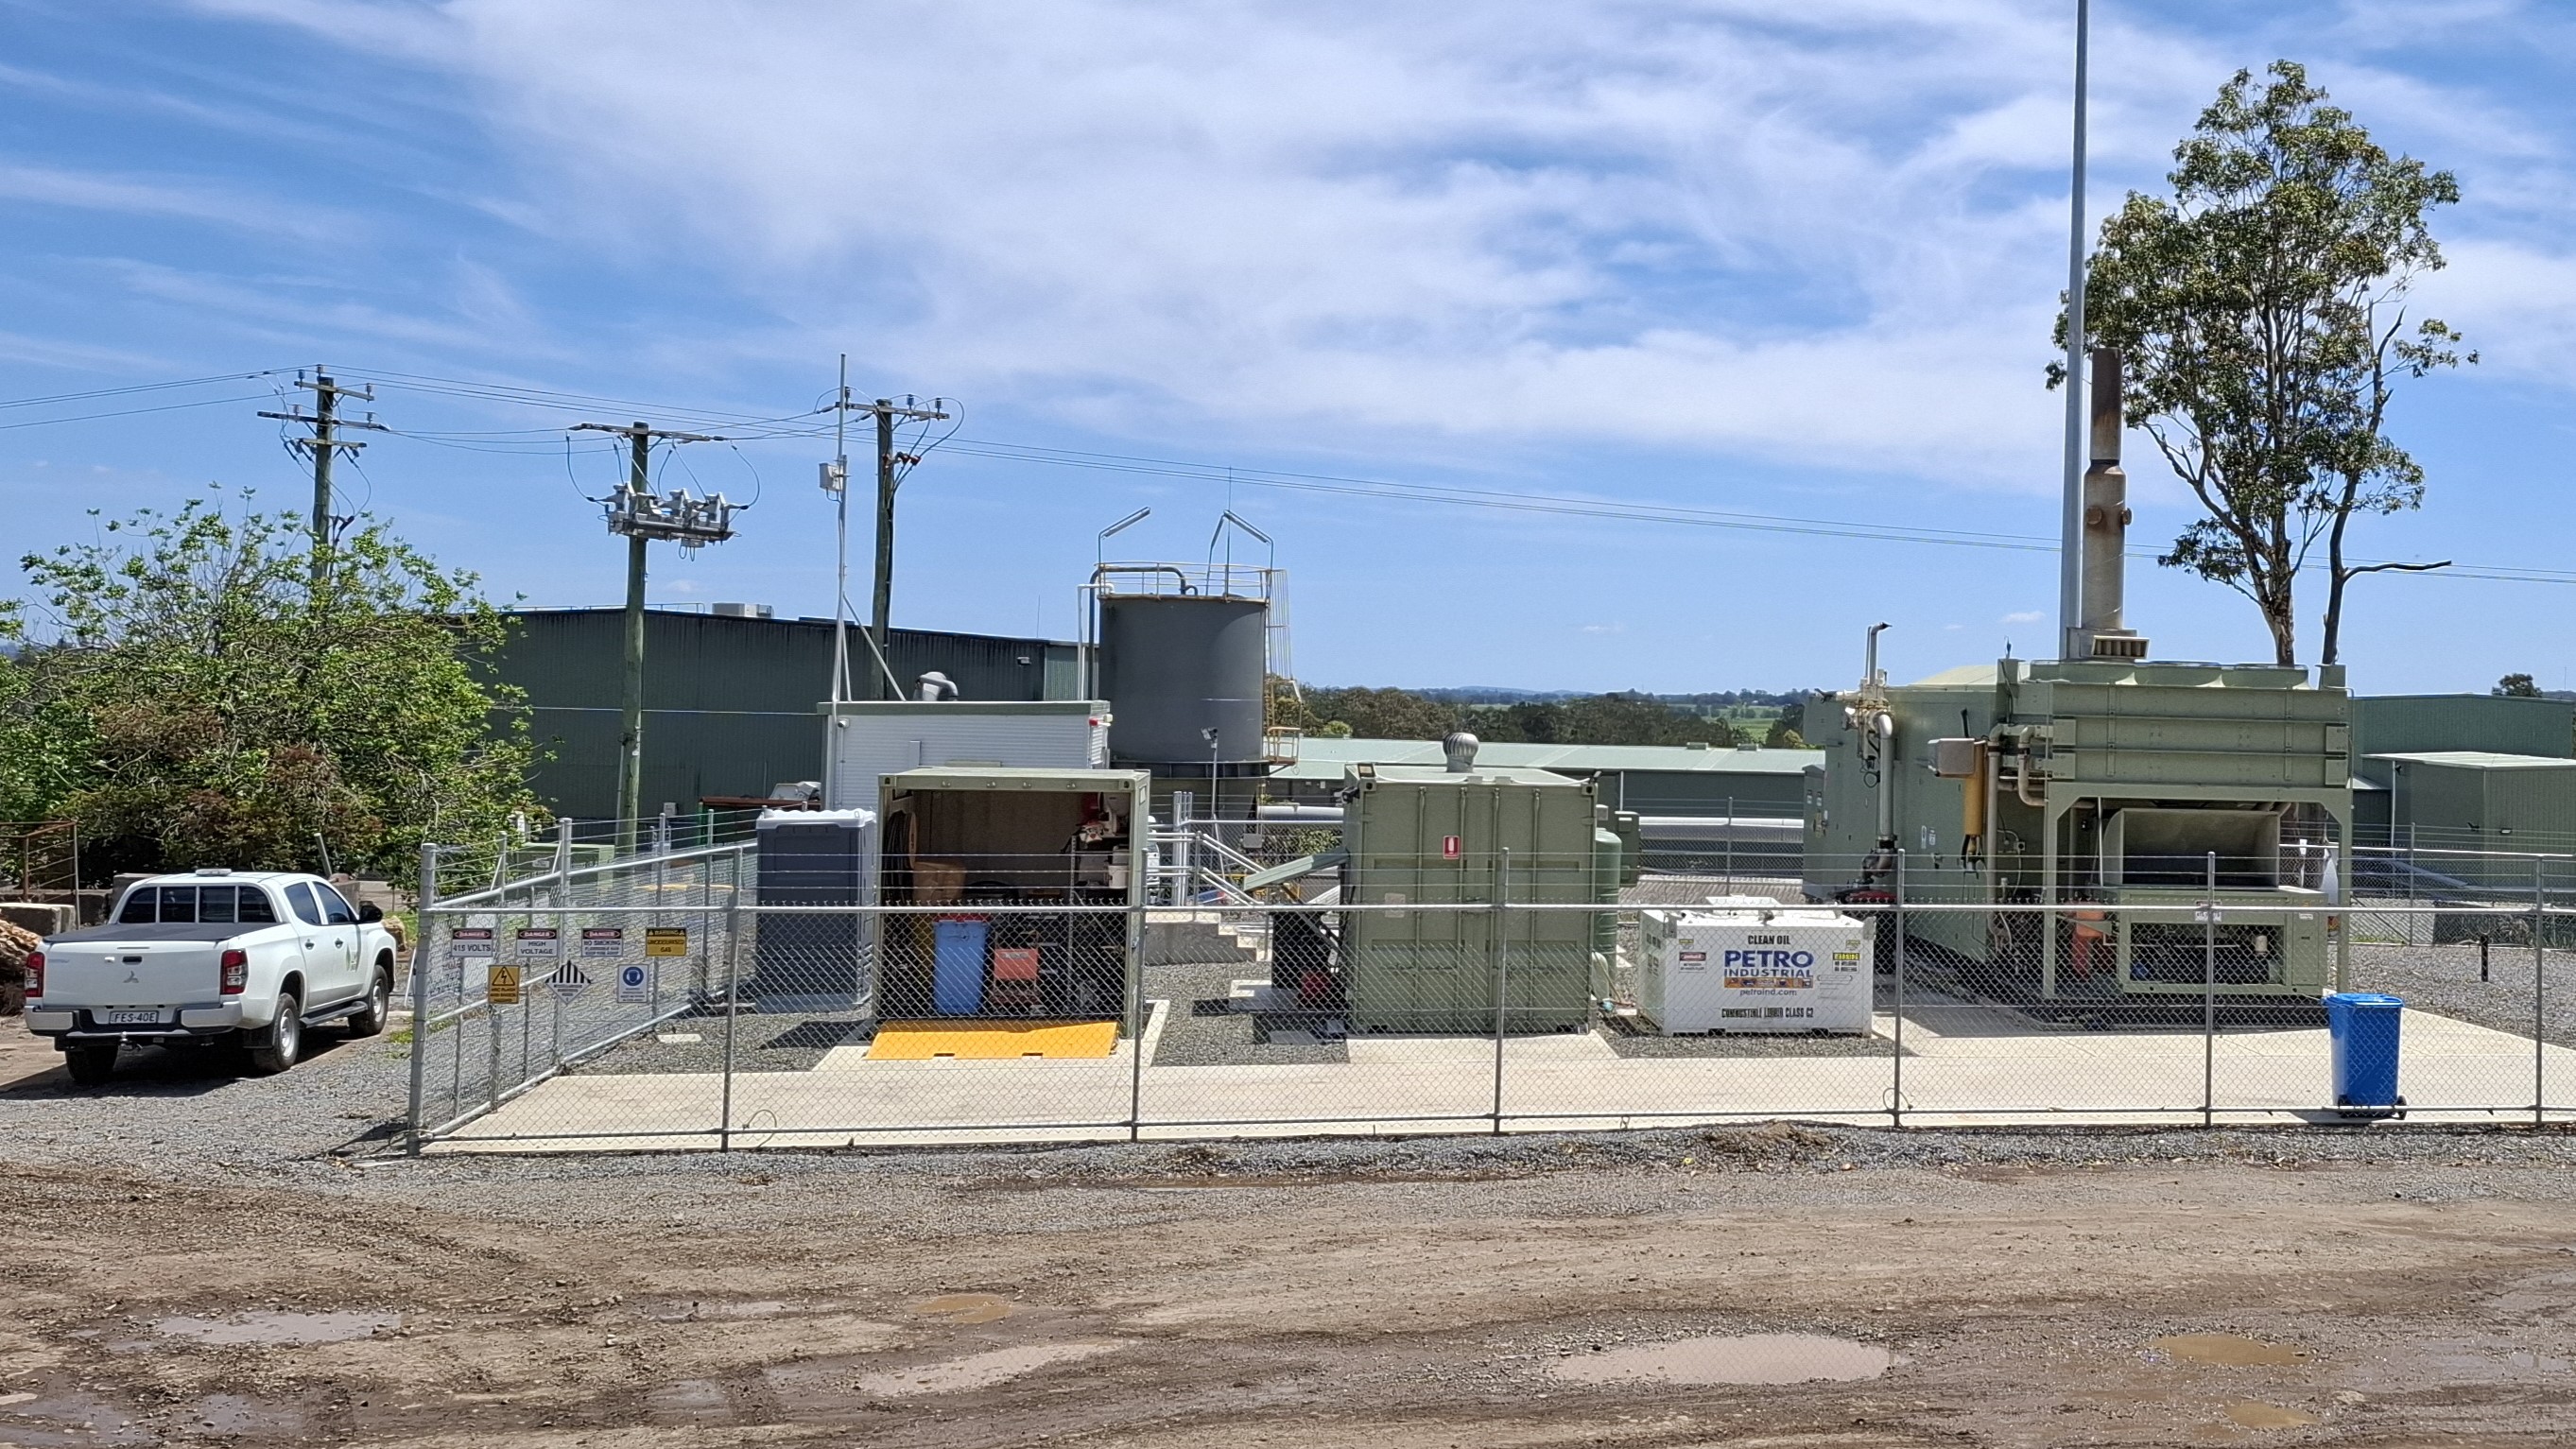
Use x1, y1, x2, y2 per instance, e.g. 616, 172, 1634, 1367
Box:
219, 949, 249, 995
23, 951, 41, 999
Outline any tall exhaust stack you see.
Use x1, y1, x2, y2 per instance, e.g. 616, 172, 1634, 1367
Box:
2076, 346, 2147, 662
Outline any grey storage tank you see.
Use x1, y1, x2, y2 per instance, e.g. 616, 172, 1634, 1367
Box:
1094, 567, 1271, 775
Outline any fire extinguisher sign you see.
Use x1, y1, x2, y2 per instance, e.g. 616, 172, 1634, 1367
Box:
1442, 835, 1462, 860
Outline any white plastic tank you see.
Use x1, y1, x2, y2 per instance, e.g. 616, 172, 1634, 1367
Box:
1638, 896, 1871, 1034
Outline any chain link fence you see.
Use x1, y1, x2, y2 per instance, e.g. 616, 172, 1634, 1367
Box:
406, 840, 2576, 1152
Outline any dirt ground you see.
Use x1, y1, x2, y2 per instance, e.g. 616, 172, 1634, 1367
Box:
10, 1029, 2576, 1445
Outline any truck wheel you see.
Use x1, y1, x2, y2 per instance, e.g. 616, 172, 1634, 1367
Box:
63, 1040, 118, 1086
347, 965, 393, 1038
246, 992, 303, 1076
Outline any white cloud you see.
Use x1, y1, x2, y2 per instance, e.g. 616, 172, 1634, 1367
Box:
0, 161, 350, 241
2000, 609, 2044, 624
184, 0, 2575, 490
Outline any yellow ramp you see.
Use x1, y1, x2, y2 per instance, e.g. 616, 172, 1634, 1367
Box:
867, 1020, 1120, 1061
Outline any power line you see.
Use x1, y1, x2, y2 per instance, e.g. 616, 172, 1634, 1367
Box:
0, 391, 280, 431
939, 437, 2576, 588
0, 368, 296, 411
3, 363, 2562, 588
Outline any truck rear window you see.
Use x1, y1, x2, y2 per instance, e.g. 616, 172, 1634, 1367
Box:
114, 885, 280, 924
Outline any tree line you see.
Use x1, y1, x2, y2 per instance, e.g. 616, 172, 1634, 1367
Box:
0, 491, 537, 882
1270, 679, 1810, 749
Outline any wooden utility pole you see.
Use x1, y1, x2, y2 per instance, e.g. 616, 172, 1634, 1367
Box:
258, 367, 386, 591
571, 420, 730, 852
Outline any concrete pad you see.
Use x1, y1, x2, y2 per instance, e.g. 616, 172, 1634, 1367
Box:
424, 1004, 2576, 1153
1346, 1033, 1616, 1064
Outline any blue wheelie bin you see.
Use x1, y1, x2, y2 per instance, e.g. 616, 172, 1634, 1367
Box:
932, 916, 990, 1016
2325, 992, 2405, 1119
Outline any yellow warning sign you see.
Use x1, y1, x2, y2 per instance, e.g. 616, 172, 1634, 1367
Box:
486, 964, 522, 1005
644, 927, 689, 957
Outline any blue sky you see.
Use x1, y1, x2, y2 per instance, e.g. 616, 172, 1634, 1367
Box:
4, 0, 2574, 694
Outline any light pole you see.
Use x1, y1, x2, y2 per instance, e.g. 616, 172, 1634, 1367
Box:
2058, 0, 2093, 660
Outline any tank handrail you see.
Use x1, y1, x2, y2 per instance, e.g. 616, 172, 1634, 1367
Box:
1091, 563, 1195, 595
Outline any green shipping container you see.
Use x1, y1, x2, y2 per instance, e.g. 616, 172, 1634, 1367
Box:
1340, 765, 1602, 1033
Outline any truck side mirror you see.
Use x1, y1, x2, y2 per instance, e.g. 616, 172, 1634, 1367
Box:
359, 903, 385, 923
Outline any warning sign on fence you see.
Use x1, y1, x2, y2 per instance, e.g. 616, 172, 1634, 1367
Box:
644, 927, 689, 957
550, 962, 591, 997
615, 963, 649, 1004
580, 927, 626, 958
515, 926, 562, 960
487, 964, 521, 1005
450, 926, 494, 958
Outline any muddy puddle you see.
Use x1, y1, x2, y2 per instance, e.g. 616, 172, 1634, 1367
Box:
1549, 1333, 1900, 1386
2152, 1333, 2307, 1368
909, 1293, 1015, 1325
153, 1310, 400, 1346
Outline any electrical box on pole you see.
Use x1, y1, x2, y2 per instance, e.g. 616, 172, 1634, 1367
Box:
571, 420, 735, 853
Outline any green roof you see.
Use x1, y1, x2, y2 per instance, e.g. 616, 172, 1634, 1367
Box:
1271, 737, 1821, 782
2367, 751, 2576, 771
1358, 764, 1587, 786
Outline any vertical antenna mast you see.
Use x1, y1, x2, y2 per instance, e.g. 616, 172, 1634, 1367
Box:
830, 354, 852, 706
2057, 0, 2091, 660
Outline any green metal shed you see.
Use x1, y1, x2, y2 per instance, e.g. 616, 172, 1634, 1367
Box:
2371, 751, 2576, 887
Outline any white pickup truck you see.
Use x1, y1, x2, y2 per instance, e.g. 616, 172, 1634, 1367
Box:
24, 869, 401, 1085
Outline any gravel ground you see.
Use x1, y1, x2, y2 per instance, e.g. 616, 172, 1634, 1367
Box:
1147, 958, 1349, 1065
16, 940, 2576, 1202
23, 1005, 2576, 1207
2351, 940, 2576, 1048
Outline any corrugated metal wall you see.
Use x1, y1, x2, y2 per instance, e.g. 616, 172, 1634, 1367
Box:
490, 610, 1078, 820
2352, 695, 2575, 770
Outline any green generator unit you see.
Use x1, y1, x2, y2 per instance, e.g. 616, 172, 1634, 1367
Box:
1338, 753, 1615, 1033
1805, 655, 2353, 1003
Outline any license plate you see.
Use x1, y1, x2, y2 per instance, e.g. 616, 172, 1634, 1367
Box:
100, 1009, 167, 1026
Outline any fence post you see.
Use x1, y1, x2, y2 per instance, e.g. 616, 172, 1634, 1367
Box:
719, 892, 740, 1150
550, 819, 572, 1070
1492, 847, 1512, 1136
1127, 879, 1147, 1142
407, 842, 436, 1155
2535, 858, 2547, 1130
1891, 849, 1905, 1129
2203, 851, 2217, 1130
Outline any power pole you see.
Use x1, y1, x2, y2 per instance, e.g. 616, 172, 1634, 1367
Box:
571, 420, 734, 853
873, 401, 898, 699
258, 367, 386, 591
817, 394, 950, 699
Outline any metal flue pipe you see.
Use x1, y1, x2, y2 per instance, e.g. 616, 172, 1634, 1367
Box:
2078, 347, 2128, 637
